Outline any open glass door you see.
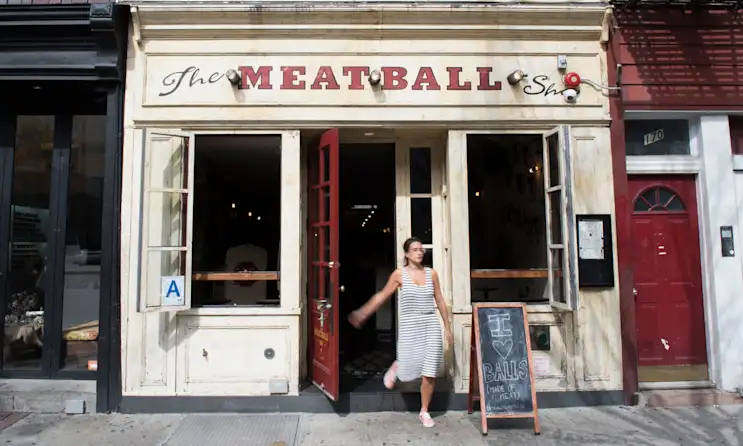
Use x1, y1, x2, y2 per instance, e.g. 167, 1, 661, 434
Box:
308, 128, 340, 400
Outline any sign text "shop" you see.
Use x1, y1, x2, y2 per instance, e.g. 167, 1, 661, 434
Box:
158, 65, 503, 96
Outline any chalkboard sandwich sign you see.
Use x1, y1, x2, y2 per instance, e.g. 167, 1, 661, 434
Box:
467, 303, 540, 435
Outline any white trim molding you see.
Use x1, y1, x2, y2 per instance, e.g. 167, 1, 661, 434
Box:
626, 156, 701, 174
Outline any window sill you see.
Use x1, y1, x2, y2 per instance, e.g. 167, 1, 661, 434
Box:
179, 306, 301, 316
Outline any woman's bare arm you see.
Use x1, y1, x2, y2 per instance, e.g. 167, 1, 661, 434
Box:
356, 269, 402, 320
431, 269, 452, 335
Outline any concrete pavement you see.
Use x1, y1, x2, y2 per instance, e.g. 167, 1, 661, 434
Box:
0, 405, 740, 445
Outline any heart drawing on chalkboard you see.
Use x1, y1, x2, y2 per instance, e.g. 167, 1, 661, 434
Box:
492, 339, 513, 360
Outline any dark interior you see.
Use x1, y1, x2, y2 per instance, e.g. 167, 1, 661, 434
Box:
191, 135, 282, 307
467, 134, 549, 304
337, 143, 396, 390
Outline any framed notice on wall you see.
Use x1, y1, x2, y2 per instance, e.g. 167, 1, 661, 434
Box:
575, 214, 614, 288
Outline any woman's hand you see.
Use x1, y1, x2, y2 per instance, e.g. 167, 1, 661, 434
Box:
348, 310, 366, 329
445, 329, 454, 347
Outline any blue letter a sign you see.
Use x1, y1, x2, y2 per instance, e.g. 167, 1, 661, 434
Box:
161, 276, 186, 307
166, 280, 181, 298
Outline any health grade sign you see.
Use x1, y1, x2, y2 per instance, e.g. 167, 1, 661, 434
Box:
142, 55, 600, 107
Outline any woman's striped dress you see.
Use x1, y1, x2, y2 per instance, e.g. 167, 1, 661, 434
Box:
396, 267, 444, 382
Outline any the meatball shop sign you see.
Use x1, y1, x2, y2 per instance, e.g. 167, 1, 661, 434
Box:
230, 65, 503, 92
144, 56, 549, 108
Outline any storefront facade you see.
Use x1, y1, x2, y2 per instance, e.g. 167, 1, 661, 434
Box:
118, 1, 623, 412
609, 1, 743, 402
0, 2, 128, 412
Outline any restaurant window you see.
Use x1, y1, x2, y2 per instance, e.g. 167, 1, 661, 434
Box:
138, 131, 281, 312
467, 128, 576, 310
625, 120, 690, 156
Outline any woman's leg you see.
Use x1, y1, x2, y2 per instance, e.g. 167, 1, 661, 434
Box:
420, 376, 435, 412
384, 361, 398, 389
419, 376, 437, 427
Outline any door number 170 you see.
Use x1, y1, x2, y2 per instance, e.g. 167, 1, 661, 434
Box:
643, 129, 665, 146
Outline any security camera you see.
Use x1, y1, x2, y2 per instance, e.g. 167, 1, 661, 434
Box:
563, 88, 578, 103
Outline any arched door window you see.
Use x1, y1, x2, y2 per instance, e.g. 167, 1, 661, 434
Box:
633, 186, 686, 212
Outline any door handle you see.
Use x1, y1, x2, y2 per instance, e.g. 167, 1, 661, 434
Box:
633, 288, 638, 297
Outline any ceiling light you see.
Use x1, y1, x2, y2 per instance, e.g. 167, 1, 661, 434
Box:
231, 203, 236, 209
475, 191, 480, 197
248, 211, 252, 217
257, 216, 261, 221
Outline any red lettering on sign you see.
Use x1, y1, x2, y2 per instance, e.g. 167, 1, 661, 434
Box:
343, 66, 370, 90
311, 66, 341, 90
411, 67, 441, 91
447, 67, 471, 90
239, 66, 272, 90
476, 67, 502, 91
382, 67, 408, 90
281, 66, 306, 89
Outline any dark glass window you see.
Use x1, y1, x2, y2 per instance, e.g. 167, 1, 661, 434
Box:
625, 120, 690, 156
634, 187, 686, 212
61, 115, 106, 370
410, 147, 432, 194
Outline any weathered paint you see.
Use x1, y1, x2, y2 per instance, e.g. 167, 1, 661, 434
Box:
611, 6, 743, 397
120, 4, 622, 399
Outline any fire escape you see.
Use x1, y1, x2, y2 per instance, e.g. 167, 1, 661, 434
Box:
610, 0, 743, 8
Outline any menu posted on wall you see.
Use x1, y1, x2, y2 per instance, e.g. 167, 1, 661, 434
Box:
467, 303, 540, 435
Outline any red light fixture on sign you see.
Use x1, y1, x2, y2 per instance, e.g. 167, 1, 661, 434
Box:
563, 72, 581, 89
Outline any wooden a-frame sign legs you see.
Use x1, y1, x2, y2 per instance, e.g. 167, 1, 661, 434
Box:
466, 303, 540, 436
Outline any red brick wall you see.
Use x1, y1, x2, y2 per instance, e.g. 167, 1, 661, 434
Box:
614, 9, 743, 110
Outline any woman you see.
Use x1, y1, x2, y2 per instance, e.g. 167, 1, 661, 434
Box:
348, 237, 454, 428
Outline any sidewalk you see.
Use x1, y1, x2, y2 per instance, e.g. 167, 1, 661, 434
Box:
0, 405, 741, 445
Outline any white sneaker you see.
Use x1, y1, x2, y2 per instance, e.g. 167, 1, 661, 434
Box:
419, 411, 435, 428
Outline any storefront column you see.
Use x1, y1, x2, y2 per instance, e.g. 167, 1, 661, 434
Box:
446, 131, 472, 393
698, 115, 743, 392
280, 131, 302, 311
445, 131, 471, 312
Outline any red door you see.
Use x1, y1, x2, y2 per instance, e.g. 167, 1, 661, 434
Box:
630, 176, 707, 369
308, 129, 341, 400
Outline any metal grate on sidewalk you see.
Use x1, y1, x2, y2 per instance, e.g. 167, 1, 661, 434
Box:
164, 414, 300, 446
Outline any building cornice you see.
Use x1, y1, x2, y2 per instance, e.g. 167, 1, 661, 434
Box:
126, 3, 610, 41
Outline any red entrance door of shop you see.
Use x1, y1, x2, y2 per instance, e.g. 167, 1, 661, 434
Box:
629, 176, 708, 381
308, 129, 341, 399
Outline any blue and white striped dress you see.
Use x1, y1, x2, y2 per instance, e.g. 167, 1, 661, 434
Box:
396, 267, 444, 382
